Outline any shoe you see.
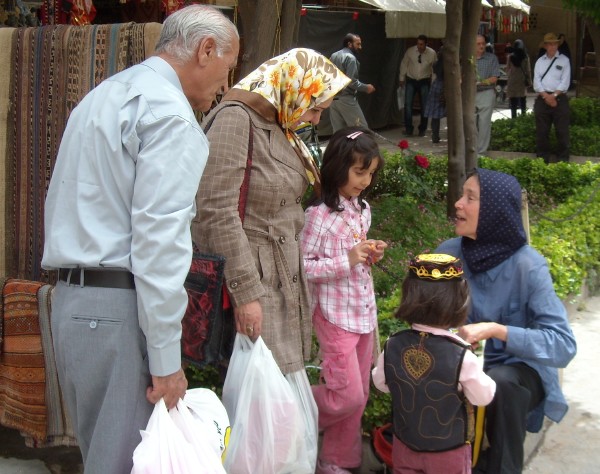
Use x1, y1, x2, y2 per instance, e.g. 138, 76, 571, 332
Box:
432, 137, 440, 144
316, 459, 353, 474
418, 130, 426, 137
403, 129, 413, 136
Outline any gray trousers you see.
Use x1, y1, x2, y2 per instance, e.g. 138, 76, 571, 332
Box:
329, 95, 368, 133
475, 88, 496, 155
52, 281, 153, 474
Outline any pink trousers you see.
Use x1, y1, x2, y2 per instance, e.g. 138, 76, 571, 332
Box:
312, 309, 374, 468
392, 435, 472, 474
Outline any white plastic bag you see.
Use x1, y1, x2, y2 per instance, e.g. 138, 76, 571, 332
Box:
397, 85, 405, 110
131, 393, 227, 474
285, 370, 319, 473
182, 388, 231, 460
222, 334, 312, 474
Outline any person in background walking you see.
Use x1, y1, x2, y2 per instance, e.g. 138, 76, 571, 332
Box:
506, 39, 532, 119
301, 127, 387, 474
41, 6, 239, 473
372, 253, 496, 474
424, 45, 446, 143
329, 33, 376, 133
533, 32, 571, 163
399, 34, 436, 137
475, 35, 501, 156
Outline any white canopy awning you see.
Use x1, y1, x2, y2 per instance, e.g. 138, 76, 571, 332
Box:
494, 0, 530, 14
356, 0, 496, 38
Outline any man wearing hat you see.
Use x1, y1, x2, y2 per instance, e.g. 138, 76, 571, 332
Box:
533, 32, 571, 162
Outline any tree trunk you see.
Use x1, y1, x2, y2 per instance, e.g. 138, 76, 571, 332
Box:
461, 0, 482, 172
444, 0, 466, 217
238, 0, 282, 76
280, 0, 302, 52
237, 0, 302, 77
584, 18, 600, 91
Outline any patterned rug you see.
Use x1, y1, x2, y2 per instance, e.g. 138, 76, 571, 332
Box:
0, 29, 15, 280
0, 279, 77, 447
0, 279, 47, 444
6, 23, 148, 282
7, 26, 71, 282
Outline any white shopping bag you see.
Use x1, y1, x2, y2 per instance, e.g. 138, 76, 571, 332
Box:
131, 392, 227, 474
222, 334, 312, 474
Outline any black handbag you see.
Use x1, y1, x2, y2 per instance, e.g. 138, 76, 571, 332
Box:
181, 107, 253, 368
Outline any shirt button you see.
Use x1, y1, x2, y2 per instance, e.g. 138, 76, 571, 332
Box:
292, 275, 298, 282
89, 320, 97, 329
279, 236, 286, 244
280, 199, 286, 206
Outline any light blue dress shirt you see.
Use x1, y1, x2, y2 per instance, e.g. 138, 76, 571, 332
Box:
533, 52, 571, 93
42, 56, 209, 376
436, 238, 577, 432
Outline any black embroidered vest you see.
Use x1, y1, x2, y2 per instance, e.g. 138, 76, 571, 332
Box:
384, 329, 474, 452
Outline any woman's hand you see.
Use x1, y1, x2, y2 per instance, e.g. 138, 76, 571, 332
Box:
458, 322, 508, 349
234, 300, 263, 340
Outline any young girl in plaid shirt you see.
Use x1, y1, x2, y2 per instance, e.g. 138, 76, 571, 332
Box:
301, 126, 387, 474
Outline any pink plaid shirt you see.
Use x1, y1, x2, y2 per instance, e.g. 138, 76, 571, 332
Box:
301, 196, 377, 334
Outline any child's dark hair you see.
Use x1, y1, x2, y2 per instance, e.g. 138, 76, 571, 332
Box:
316, 126, 384, 211
395, 277, 469, 328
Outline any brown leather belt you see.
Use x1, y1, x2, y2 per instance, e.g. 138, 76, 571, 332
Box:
58, 268, 135, 289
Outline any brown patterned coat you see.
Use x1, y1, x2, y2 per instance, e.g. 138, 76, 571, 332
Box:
192, 101, 312, 374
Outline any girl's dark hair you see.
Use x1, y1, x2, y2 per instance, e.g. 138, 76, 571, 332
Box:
312, 126, 384, 211
395, 277, 470, 328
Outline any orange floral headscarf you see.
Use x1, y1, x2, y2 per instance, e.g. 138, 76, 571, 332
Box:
231, 48, 350, 188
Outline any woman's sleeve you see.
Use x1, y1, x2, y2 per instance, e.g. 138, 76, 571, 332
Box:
505, 257, 577, 368
192, 107, 265, 307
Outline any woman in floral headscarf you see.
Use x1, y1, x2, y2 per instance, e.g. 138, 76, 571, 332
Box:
436, 168, 576, 474
193, 49, 349, 377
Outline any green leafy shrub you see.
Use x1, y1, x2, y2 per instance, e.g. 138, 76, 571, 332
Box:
490, 97, 600, 156
531, 179, 600, 299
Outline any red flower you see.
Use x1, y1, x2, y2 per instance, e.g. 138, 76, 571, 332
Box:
414, 155, 430, 169
398, 139, 409, 150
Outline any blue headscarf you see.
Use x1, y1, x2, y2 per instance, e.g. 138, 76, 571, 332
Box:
461, 168, 527, 273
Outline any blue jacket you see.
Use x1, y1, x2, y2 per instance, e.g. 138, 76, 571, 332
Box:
436, 239, 577, 432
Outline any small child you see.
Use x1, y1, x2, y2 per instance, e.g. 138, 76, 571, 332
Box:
300, 126, 387, 474
372, 254, 496, 474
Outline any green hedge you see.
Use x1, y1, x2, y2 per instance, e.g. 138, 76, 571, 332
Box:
490, 97, 600, 157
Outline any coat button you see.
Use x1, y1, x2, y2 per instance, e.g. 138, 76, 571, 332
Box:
89, 320, 97, 329
230, 281, 238, 289
278, 282, 283, 289
292, 275, 298, 282
295, 234, 299, 241
279, 236, 286, 244
296, 196, 302, 203
280, 199, 286, 206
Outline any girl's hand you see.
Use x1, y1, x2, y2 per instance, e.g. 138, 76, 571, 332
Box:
370, 240, 388, 263
348, 240, 374, 267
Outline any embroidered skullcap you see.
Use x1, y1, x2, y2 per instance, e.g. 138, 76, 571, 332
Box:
461, 168, 526, 273
408, 254, 464, 281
